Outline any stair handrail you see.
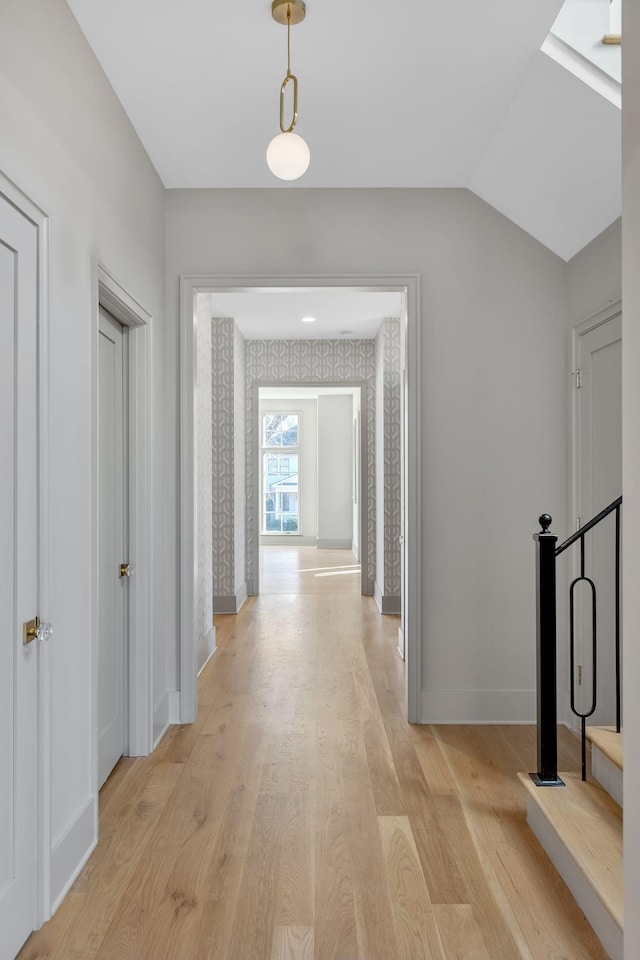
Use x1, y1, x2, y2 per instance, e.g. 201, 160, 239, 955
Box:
531, 495, 622, 787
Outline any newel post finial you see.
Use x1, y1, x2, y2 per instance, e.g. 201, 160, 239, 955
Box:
538, 514, 552, 534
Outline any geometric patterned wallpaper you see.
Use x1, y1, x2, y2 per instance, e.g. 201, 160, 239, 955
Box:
233, 323, 246, 594
378, 318, 402, 598
211, 318, 237, 598
244, 338, 378, 588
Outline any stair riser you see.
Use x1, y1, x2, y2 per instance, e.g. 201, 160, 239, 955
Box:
592, 746, 623, 807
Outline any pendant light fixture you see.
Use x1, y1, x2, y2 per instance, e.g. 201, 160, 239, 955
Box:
267, 0, 310, 181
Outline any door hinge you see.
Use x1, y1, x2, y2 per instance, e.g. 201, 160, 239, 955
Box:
576, 665, 583, 686
571, 368, 582, 388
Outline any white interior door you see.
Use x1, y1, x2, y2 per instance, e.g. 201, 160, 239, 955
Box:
0, 197, 39, 957
98, 308, 128, 788
575, 312, 622, 726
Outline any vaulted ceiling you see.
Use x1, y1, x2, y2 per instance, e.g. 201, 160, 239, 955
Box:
65, 0, 620, 261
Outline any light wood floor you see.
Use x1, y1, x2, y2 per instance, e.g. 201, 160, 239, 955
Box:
19, 549, 606, 959
259, 546, 361, 595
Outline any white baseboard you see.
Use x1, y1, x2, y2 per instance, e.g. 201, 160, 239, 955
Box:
260, 535, 317, 546
526, 796, 622, 960
168, 690, 181, 725
235, 581, 248, 611
316, 538, 353, 549
153, 690, 170, 747
421, 688, 536, 724
214, 586, 247, 613
51, 795, 97, 913
373, 582, 401, 615
197, 624, 216, 671
397, 626, 405, 660
198, 628, 217, 676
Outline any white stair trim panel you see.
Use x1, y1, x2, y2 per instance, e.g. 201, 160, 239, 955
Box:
526, 794, 622, 960
592, 745, 623, 808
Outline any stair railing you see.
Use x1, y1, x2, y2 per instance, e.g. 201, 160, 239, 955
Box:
531, 496, 622, 786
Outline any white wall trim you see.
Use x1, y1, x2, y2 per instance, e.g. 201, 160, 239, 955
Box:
0, 172, 53, 926
50, 796, 97, 915
421, 688, 536, 724
153, 691, 170, 748
168, 690, 181, 725
316, 539, 353, 550
197, 624, 217, 672
592, 745, 623, 808
374, 581, 401, 614
198, 633, 217, 676
92, 261, 154, 793
569, 300, 622, 552
179, 274, 422, 724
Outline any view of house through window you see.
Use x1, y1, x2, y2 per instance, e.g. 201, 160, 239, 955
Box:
262, 413, 300, 533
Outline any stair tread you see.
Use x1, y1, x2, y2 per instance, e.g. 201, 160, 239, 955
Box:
518, 771, 623, 930
586, 726, 623, 771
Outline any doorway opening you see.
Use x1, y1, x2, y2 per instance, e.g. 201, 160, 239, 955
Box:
180, 274, 422, 724
257, 384, 364, 597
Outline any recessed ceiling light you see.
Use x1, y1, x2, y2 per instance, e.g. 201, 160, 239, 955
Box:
339, 330, 352, 336
301, 316, 316, 323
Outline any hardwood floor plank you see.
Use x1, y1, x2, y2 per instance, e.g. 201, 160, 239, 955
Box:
226, 791, 286, 960
270, 926, 314, 960
378, 816, 446, 959
434, 904, 493, 960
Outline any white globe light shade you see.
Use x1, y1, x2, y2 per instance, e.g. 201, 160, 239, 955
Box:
266, 132, 310, 181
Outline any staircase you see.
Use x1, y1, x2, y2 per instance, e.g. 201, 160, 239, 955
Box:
520, 727, 623, 960
522, 504, 623, 960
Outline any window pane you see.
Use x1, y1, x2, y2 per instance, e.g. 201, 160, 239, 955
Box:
264, 512, 280, 533
263, 413, 298, 448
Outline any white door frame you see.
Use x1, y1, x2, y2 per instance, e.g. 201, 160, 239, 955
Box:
0, 173, 51, 927
179, 273, 422, 724
91, 262, 153, 800
253, 381, 368, 597
568, 299, 622, 729
570, 299, 623, 538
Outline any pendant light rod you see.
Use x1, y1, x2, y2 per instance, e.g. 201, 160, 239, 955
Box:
267, 0, 310, 181
272, 0, 306, 134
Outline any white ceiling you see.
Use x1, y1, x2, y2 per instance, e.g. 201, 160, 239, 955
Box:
65, 0, 621, 260
212, 290, 402, 339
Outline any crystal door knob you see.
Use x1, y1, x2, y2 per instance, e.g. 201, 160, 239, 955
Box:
119, 563, 134, 579
37, 621, 53, 642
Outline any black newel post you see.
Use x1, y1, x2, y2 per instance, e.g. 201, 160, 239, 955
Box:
531, 514, 564, 787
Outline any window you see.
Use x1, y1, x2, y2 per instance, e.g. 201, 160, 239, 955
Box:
262, 413, 300, 534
